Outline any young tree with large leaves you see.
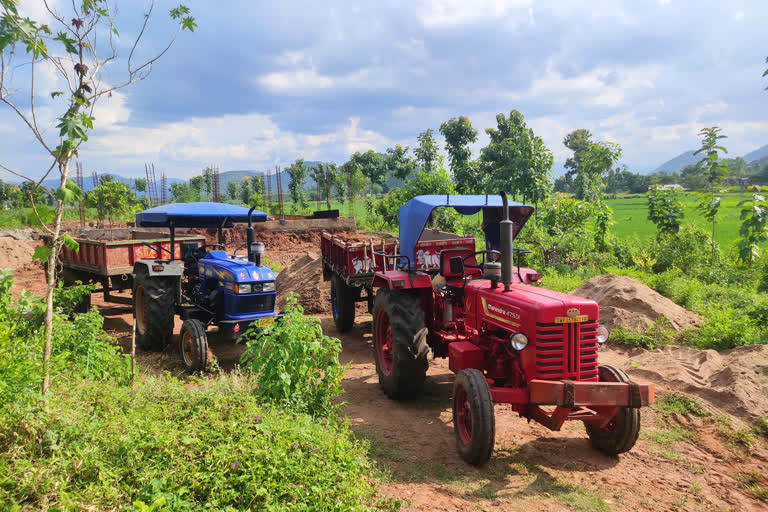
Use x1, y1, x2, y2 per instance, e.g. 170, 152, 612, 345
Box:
286, 159, 309, 211
694, 127, 729, 263
562, 128, 593, 191
383, 144, 416, 181
440, 115, 478, 193
414, 128, 438, 173
0, 0, 195, 393
481, 110, 553, 205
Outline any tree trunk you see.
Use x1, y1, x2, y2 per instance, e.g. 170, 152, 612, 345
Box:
41, 159, 71, 394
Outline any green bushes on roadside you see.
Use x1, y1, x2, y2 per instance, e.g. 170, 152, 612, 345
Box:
0, 374, 398, 511
0, 270, 129, 408
240, 293, 348, 418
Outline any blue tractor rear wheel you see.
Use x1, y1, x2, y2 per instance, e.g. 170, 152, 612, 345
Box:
331, 275, 356, 332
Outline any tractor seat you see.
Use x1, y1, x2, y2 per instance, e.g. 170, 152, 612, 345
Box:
439, 249, 481, 296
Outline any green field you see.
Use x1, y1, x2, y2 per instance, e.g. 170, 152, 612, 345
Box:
607, 192, 749, 249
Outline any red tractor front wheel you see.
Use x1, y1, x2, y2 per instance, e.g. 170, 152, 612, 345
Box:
453, 369, 495, 466
585, 365, 641, 456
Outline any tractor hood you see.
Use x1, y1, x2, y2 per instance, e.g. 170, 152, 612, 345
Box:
198, 251, 275, 283
468, 281, 599, 329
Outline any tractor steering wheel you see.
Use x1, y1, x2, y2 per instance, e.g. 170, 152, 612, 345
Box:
232, 244, 248, 258
513, 247, 533, 254
202, 244, 226, 252
462, 250, 501, 269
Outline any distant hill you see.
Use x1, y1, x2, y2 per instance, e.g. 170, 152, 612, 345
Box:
744, 144, 768, 163
8, 173, 184, 194
652, 151, 698, 175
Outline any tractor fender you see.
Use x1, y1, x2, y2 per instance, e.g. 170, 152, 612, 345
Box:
133, 259, 183, 278
371, 270, 432, 290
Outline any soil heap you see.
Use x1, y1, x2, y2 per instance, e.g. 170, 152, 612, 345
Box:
571, 274, 700, 332
0, 236, 37, 270
275, 251, 329, 315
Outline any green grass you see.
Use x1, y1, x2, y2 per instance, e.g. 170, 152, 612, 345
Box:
606, 192, 753, 248
653, 393, 710, 417
0, 373, 398, 511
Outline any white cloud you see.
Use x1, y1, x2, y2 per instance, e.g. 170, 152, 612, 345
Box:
416, 0, 530, 27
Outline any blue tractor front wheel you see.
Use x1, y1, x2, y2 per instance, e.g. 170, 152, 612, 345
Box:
180, 319, 209, 373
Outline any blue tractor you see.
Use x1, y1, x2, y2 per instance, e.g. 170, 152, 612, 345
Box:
132, 202, 280, 371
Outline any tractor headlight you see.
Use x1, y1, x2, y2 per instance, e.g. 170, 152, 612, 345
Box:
236, 284, 252, 294
262, 281, 275, 292
597, 324, 610, 344
509, 332, 528, 351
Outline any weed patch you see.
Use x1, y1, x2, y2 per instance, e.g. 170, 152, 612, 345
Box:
654, 393, 709, 417
0, 374, 398, 511
737, 471, 768, 503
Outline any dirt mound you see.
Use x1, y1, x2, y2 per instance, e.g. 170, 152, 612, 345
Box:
275, 251, 329, 315
602, 344, 768, 420
571, 274, 700, 332
0, 236, 38, 270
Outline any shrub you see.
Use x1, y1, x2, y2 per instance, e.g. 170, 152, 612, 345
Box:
0, 374, 397, 511
609, 318, 677, 350
0, 270, 129, 408
240, 293, 348, 417
652, 225, 712, 274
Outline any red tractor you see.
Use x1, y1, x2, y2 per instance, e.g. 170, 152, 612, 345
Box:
365, 193, 654, 465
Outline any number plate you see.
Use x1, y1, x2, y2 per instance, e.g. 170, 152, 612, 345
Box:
258, 317, 275, 328
554, 315, 589, 324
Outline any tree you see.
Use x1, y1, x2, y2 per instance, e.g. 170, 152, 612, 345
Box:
574, 142, 622, 202
349, 150, 385, 186
440, 116, 478, 193
647, 185, 685, 236
249, 174, 264, 206
343, 161, 367, 216
286, 159, 308, 211
85, 180, 138, 225
414, 129, 438, 173
481, 110, 553, 204
0, 1, 195, 393
226, 180, 239, 203
383, 144, 415, 181
694, 127, 729, 262
133, 177, 148, 194
736, 189, 768, 265
563, 129, 593, 188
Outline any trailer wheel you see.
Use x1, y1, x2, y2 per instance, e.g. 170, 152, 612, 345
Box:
132, 267, 175, 352
372, 287, 428, 399
331, 275, 356, 332
453, 369, 495, 466
586, 365, 641, 456
179, 319, 208, 373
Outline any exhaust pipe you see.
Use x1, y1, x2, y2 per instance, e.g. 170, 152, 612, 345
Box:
247, 206, 256, 263
499, 192, 514, 292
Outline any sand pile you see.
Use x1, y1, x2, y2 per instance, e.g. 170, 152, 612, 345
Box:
602, 344, 768, 420
0, 236, 37, 270
275, 251, 330, 315
572, 274, 700, 332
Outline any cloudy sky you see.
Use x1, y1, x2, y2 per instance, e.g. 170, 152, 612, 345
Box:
1, 0, 767, 180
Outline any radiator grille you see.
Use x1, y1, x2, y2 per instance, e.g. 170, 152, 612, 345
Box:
236, 294, 276, 315
534, 321, 599, 380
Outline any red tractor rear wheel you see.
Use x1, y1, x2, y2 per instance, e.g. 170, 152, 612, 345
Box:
453, 369, 495, 466
372, 288, 428, 399
585, 365, 641, 456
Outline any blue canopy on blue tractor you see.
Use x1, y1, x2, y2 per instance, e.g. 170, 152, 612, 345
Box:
135, 202, 267, 228
397, 195, 534, 270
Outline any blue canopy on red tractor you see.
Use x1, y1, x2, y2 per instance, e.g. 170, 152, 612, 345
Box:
398, 195, 534, 270
135, 202, 268, 228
